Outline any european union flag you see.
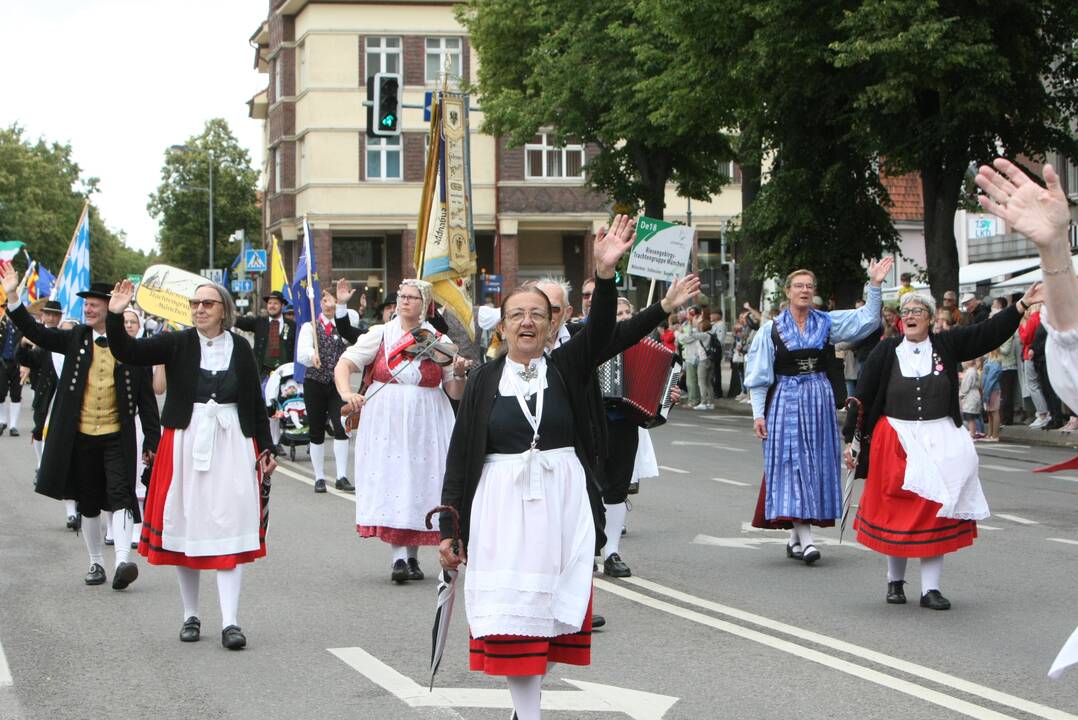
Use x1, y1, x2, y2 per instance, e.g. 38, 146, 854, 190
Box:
291, 217, 321, 383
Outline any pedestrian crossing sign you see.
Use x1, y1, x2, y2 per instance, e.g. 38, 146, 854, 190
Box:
245, 249, 267, 272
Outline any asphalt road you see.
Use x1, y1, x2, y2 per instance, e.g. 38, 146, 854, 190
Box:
2, 403, 1078, 720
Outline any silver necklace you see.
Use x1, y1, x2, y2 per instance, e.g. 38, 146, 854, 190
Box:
517, 362, 539, 382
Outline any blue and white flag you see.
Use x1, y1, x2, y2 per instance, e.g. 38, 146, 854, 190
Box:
291, 217, 321, 383
52, 204, 91, 322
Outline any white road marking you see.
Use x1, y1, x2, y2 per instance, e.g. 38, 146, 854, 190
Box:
701, 414, 747, 421
329, 646, 678, 718
739, 522, 784, 534
669, 422, 699, 428
1048, 538, 1078, 546
977, 446, 1028, 454
705, 426, 740, 433
711, 477, 750, 487
1051, 475, 1078, 482
658, 465, 690, 475
597, 576, 1076, 720
995, 513, 1039, 526
0, 637, 11, 686
979, 463, 1026, 473
276, 462, 354, 500
978, 524, 1002, 530
670, 441, 746, 452
692, 534, 868, 552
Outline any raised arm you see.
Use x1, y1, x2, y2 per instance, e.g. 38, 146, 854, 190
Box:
830, 258, 891, 343
233, 315, 257, 332
334, 278, 366, 344
599, 274, 701, 363
104, 280, 176, 366
947, 284, 1041, 362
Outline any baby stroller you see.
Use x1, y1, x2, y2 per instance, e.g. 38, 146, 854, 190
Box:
264, 362, 310, 461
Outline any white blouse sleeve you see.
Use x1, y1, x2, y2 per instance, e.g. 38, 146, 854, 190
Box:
439, 334, 458, 383
296, 323, 316, 366
340, 324, 385, 372
1044, 316, 1078, 411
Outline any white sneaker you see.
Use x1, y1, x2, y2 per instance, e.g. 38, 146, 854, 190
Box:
693, 403, 708, 410
705, 403, 715, 410
1030, 416, 1048, 429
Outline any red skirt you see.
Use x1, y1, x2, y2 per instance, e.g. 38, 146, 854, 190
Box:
854, 417, 977, 558
138, 428, 267, 570
469, 593, 593, 676
356, 525, 440, 546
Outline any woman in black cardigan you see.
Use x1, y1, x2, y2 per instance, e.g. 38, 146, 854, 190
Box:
106, 279, 276, 651
844, 283, 1043, 610
438, 217, 634, 720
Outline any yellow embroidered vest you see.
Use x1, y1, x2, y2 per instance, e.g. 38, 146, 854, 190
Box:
79, 341, 121, 435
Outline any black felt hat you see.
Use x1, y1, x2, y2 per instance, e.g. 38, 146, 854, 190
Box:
377, 292, 398, 313
262, 290, 290, 305
76, 282, 113, 300
41, 300, 63, 314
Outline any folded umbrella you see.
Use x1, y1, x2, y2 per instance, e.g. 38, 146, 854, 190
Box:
840, 397, 864, 543
425, 504, 461, 690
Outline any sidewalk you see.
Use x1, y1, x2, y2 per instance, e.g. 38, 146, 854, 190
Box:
683, 397, 1078, 450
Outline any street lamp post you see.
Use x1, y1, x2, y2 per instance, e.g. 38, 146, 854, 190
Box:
169, 144, 215, 271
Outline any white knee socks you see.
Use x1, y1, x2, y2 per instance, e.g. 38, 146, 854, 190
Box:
217, 566, 243, 629
111, 511, 131, 566
406, 546, 419, 561
391, 545, 408, 563
177, 567, 201, 620
506, 675, 543, 720
602, 503, 627, 559
792, 522, 815, 548
8, 400, 20, 428
920, 555, 943, 593
269, 418, 281, 446
33, 439, 43, 466
310, 442, 326, 480
887, 556, 907, 582
63, 499, 77, 520
82, 515, 105, 567
333, 438, 350, 479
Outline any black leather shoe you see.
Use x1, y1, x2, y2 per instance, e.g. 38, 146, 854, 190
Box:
801, 545, 821, 564
627, 480, 640, 495
313, 478, 327, 493
0, 423, 7, 434
786, 542, 803, 560
85, 563, 106, 585
886, 580, 907, 604
131, 542, 138, 550
920, 589, 951, 610
391, 559, 410, 584
8, 428, 18, 437
112, 561, 139, 590
335, 477, 355, 492
66, 515, 80, 531
180, 616, 201, 642
592, 614, 606, 629
221, 625, 247, 650
104, 537, 114, 546
603, 553, 631, 578
407, 557, 424, 581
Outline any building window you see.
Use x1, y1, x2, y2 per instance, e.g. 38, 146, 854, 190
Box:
297, 43, 306, 91
274, 58, 282, 101
524, 134, 585, 180
274, 148, 281, 193
425, 37, 462, 84
366, 136, 402, 180
1067, 158, 1078, 199
365, 36, 401, 80
296, 139, 305, 186
332, 236, 387, 309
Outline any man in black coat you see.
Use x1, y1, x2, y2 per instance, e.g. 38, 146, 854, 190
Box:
15, 301, 62, 465
1, 272, 161, 590
0, 313, 23, 436
234, 290, 296, 448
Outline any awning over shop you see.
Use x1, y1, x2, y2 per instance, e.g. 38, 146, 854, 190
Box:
959, 256, 1041, 286
993, 255, 1078, 289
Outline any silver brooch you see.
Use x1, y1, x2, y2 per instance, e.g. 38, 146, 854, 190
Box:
517, 363, 539, 382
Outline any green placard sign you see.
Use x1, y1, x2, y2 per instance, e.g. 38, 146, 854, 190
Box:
626, 216, 695, 282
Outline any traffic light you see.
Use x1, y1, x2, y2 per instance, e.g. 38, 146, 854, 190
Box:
368, 72, 401, 137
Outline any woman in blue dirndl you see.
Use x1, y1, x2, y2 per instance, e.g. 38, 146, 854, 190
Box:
744, 259, 891, 564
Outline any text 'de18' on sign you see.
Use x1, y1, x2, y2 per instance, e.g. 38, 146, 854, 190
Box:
626, 216, 695, 282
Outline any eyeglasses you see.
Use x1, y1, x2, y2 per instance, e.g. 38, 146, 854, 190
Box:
189, 299, 223, 309
899, 307, 928, 318
397, 294, 424, 302
550, 305, 562, 314
504, 310, 550, 324
789, 283, 816, 291
581, 292, 592, 299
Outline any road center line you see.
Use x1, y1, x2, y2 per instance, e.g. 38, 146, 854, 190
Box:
275, 462, 354, 500
0, 637, 11, 686
670, 441, 747, 452
669, 422, 700, 427
979, 464, 1025, 473
994, 513, 1039, 525
1047, 538, 1078, 546
1051, 475, 1078, 482
600, 576, 1074, 720
595, 579, 1023, 720
659, 465, 690, 475
711, 477, 750, 487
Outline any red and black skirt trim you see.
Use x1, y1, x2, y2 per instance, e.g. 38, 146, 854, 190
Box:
469, 595, 593, 676
854, 417, 977, 558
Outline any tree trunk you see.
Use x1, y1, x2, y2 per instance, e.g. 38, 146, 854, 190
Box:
921, 155, 965, 304
629, 142, 670, 221
734, 155, 764, 310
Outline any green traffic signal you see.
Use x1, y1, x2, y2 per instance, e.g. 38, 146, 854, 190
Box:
381, 115, 396, 127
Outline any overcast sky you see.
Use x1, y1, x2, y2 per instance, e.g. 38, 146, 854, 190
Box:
2, 0, 267, 255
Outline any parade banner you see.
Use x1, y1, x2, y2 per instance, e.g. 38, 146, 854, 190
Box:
0, 241, 25, 263
269, 236, 292, 304
626, 215, 696, 282
136, 264, 207, 328
51, 202, 91, 322
414, 91, 477, 339
291, 217, 321, 383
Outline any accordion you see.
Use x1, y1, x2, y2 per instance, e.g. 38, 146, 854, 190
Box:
597, 337, 681, 428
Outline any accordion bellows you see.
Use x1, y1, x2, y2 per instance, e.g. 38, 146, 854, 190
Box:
597, 338, 681, 428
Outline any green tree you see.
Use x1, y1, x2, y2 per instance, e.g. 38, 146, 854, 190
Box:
0, 124, 154, 282
458, 0, 735, 219
831, 0, 1078, 301
654, 0, 899, 305
147, 118, 261, 273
